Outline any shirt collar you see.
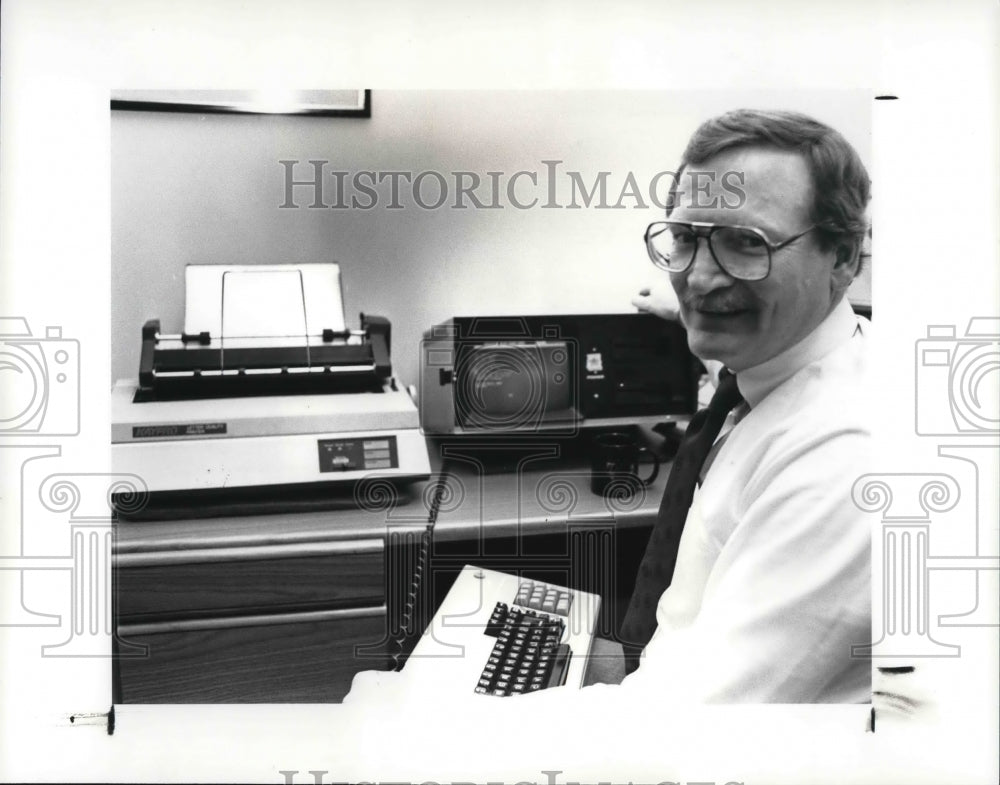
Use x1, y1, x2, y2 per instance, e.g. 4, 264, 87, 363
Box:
736, 298, 860, 408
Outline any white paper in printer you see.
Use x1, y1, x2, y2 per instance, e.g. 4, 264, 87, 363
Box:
183, 263, 348, 350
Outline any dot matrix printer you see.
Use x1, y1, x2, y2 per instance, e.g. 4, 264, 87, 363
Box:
111, 264, 430, 515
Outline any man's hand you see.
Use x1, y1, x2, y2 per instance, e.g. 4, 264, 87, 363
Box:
632, 284, 720, 391
342, 667, 408, 706
631, 285, 680, 321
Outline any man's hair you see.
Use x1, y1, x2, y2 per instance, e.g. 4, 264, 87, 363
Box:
668, 108, 872, 267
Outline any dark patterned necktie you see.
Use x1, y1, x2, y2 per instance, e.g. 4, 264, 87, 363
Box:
620, 369, 744, 674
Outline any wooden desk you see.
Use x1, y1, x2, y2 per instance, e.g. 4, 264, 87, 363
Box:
114, 437, 668, 703
113, 489, 428, 704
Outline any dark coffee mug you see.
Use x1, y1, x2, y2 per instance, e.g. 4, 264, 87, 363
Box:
590, 431, 660, 497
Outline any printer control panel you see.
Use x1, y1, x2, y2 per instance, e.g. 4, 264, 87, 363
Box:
317, 436, 399, 472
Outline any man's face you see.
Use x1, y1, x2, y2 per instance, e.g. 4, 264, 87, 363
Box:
669, 146, 847, 371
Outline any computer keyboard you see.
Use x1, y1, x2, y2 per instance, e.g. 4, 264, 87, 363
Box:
403, 565, 600, 697
477, 601, 571, 695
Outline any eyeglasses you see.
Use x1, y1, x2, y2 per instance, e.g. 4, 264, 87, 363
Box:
644, 219, 818, 282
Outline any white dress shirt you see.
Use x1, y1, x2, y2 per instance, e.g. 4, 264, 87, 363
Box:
626, 296, 872, 703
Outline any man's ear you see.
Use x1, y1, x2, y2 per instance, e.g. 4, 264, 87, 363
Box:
830, 240, 861, 300
830, 240, 860, 294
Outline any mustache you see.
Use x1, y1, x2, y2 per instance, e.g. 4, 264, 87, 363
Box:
681, 293, 755, 312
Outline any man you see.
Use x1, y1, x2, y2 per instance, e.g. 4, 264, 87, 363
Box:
347, 108, 872, 709
615, 108, 872, 703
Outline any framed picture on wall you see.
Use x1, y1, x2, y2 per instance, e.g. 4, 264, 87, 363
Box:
110, 88, 371, 117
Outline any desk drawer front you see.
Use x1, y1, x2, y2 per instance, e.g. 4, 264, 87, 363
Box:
117, 539, 384, 619
116, 607, 389, 703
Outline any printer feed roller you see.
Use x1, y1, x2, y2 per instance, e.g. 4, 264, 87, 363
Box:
136, 314, 392, 401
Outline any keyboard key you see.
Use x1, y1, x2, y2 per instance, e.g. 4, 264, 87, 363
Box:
485, 602, 508, 636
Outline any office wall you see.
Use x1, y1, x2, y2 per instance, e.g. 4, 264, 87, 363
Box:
111, 90, 872, 388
